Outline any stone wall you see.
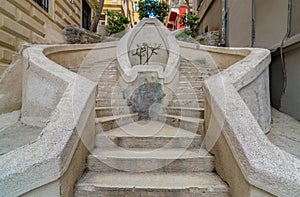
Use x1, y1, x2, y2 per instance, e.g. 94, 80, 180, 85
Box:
0, 0, 82, 74
64, 25, 103, 44
196, 30, 220, 46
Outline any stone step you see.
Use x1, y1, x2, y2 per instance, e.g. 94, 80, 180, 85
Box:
168, 99, 205, 108
75, 172, 228, 197
95, 106, 133, 117
98, 78, 119, 83
97, 83, 121, 89
99, 70, 118, 74
180, 75, 205, 81
96, 72, 117, 77
165, 107, 204, 119
159, 114, 204, 134
96, 92, 124, 99
180, 67, 220, 73
179, 73, 219, 78
95, 113, 139, 132
176, 85, 203, 92
87, 148, 214, 173
98, 86, 123, 93
172, 92, 204, 100
180, 61, 212, 68
98, 81, 119, 87
96, 120, 203, 149
95, 99, 128, 107
178, 80, 203, 87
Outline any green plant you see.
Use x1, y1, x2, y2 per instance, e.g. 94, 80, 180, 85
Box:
175, 29, 192, 39
180, 12, 200, 38
132, 42, 161, 64
138, 0, 169, 23
106, 10, 130, 35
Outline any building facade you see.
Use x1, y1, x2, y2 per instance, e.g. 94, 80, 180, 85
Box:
0, 0, 90, 75
194, 0, 300, 120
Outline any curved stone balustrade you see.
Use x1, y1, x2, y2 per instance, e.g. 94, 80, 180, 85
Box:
0, 23, 298, 197
0, 44, 97, 196
178, 42, 300, 196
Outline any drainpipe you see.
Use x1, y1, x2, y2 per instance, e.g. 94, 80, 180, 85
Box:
220, 0, 227, 46
251, 0, 256, 47
279, 0, 292, 108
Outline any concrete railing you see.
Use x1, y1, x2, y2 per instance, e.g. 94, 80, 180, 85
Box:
179, 42, 300, 196
0, 44, 97, 196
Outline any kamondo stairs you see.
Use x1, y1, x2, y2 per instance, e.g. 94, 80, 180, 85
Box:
74, 57, 229, 196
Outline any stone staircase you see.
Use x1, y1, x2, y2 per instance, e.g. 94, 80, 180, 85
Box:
74, 59, 228, 196
94, 61, 138, 132
159, 59, 220, 134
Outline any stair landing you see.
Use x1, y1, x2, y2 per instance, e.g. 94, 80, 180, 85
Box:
74, 121, 228, 196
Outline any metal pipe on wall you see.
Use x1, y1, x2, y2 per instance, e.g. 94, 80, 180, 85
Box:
220, 0, 227, 46
279, 0, 292, 108
251, 0, 256, 47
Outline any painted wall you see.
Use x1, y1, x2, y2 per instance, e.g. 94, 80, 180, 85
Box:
271, 46, 300, 120
255, 0, 300, 120
254, 0, 288, 49
197, 0, 222, 35
227, 0, 252, 47
0, 0, 82, 75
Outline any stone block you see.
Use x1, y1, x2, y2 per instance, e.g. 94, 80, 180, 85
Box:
54, 14, 65, 29
17, 10, 45, 36
0, 48, 15, 64
31, 7, 47, 25
31, 32, 46, 44
0, 29, 16, 50
64, 25, 103, 44
0, 15, 31, 41
7, 0, 31, 15
0, 0, 16, 19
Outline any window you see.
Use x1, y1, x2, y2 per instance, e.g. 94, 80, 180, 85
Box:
205, 25, 208, 33
100, 14, 106, 20
82, 0, 91, 29
33, 0, 49, 12
134, 1, 138, 12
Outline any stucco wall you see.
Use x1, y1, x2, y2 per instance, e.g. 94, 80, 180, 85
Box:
277, 47, 300, 120
198, 0, 222, 35
227, 0, 252, 47
254, 0, 288, 49
0, 0, 82, 74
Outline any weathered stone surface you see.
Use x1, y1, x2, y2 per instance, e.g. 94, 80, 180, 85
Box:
0, 121, 41, 156
87, 147, 214, 173
64, 25, 103, 44
75, 172, 228, 197
2, 17, 295, 197
196, 30, 221, 46
200, 41, 300, 196
268, 108, 300, 159
0, 44, 97, 196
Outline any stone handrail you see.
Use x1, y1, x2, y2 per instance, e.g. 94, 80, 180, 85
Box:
0, 45, 97, 196
182, 42, 300, 196
116, 18, 180, 84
